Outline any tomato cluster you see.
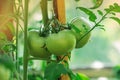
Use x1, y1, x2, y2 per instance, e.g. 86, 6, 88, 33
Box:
27, 17, 91, 59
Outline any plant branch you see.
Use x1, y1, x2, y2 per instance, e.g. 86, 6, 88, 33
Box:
40, 0, 48, 27
23, 0, 29, 80
77, 11, 110, 44
28, 57, 49, 61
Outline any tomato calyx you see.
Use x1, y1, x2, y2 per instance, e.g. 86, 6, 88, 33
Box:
39, 16, 71, 37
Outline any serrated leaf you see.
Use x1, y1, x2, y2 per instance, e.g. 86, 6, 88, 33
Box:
97, 10, 103, 16
90, 0, 103, 9
76, 7, 97, 22
69, 23, 80, 33
105, 3, 120, 13
110, 17, 120, 25
44, 62, 68, 80
113, 3, 120, 12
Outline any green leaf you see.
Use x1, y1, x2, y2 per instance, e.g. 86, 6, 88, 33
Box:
113, 3, 120, 12
28, 60, 33, 66
104, 8, 111, 13
110, 12, 116, 15
96, 24, 104, 27
109, 5, 114, 10
44, 62, 68, 80
105, 3, 120, 13
75, 73, 90, 80
110, 17, 120, 25
97, 10, 103, 16
90, 0, 103, 9
76, 7, 97, 22
113, 65, 120, 78
69, 23, 80, 33
113, 65, 120, 72
96, 24, 105, 31
2, 43, 16, 53
19, 57, 23, 65
100, 27, 106, 31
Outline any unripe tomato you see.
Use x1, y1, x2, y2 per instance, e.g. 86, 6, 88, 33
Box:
0, 64, 11, 80
46, 30, 76, 56
71, 17, 91, 48
28, 31, 51, 59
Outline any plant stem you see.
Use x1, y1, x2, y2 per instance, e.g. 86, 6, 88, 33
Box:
77, 12, 109, 43
23, 0, 29, 80
16, 14, 19, 77
15, 0, 21, 74
40, 0, 48, 27
28, 57, 49, 60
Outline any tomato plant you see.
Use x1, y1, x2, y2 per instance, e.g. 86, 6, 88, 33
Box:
0, 0, 120, 80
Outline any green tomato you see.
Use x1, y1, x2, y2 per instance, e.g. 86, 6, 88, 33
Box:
46, 30, 76, 56
28, 31, 51, 59
0, 64, 11, 80
71, 17, 91, 48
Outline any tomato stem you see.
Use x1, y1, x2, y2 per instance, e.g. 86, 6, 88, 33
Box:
23, 0, 29, 80
77, 11, 110, 44
28, 57, 49, 60
40, 0, 48, 27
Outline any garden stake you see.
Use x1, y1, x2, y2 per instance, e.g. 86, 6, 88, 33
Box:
53, 0, 70, 80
